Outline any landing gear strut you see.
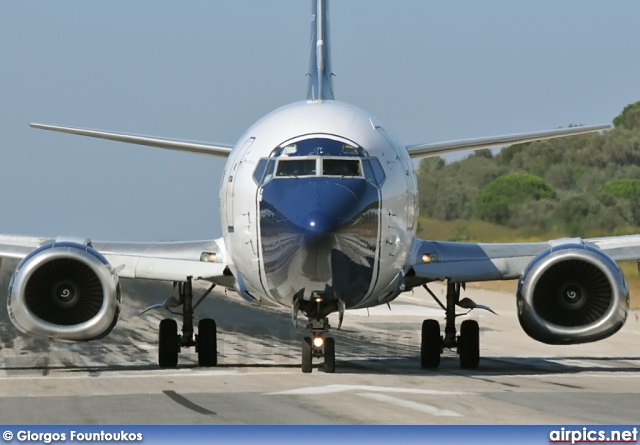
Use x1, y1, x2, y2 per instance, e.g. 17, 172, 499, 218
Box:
420, 280, 493, 370
156, 277, 217, 368
294, 291, 342, 373
301, 318, 336, 373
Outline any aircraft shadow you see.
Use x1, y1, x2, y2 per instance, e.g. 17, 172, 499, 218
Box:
2, 268, 639, 377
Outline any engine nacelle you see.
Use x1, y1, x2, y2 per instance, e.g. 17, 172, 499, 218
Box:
7, 239, 121, 341
517, 242, 629, 345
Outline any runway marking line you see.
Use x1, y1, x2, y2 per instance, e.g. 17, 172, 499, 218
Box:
357, 392, 462, 417
269, 384, 469, 396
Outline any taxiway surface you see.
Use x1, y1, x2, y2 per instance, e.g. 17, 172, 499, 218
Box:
1, 260, 640, 424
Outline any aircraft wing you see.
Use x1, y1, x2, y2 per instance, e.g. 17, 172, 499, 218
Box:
0, 234, 231, 284
405, 124, 610, 159
30, 123, 234, 158
406, 235, 640, 286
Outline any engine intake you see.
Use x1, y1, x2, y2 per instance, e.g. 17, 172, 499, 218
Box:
517, 243, 628, 345
7, 240, 121, 341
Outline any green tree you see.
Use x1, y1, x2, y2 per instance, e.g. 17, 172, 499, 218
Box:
414, 100, 640, 236
599, 179, 640, 201
613, 101, 640, 130
552, 195, 603, 236
474, 173, 556, 225
418, 153, 507, 221
598, 179, 640, 225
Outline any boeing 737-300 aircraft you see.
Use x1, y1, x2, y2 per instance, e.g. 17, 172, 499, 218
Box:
2, 0, 635, 373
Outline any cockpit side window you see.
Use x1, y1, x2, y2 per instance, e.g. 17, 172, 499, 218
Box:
263, 159, 276, 184
276, 159, 316, 177
252, 159, 268, 185
361, 160, 376, 183
370, 158, 386, 185
360, 158, 386, 186
322, 159, 361, 177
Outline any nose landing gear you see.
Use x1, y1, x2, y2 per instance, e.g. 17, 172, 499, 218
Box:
301, 318, 336, 373
294, 291, 343, 373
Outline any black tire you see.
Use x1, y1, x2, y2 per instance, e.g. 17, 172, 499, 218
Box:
420, 319, 441, 369
302, 337, 313, 373
158, 318, 179, 368
197, 318, 218, 367
324, 337, 336, 374
459, 319, 480, 369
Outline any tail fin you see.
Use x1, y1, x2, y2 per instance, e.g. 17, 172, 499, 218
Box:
307, 0, 334, 101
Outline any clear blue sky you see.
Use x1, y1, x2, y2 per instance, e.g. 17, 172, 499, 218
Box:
1, 1, 639, 241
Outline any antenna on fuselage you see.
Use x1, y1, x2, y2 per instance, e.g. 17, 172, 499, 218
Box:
307, 0, 335, 101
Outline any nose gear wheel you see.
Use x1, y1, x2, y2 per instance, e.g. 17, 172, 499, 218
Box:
294, 291, 340, 373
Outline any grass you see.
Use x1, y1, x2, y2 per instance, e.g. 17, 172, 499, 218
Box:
416, 217, 640, 309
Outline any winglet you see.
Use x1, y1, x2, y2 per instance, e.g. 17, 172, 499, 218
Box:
307, 0, 335, 101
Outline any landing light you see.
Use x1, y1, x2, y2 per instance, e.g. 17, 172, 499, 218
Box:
313, 337, 324, 348
200, 252, 217, 262
315, 296, 323, 303
422, 253, 438, 263
310, 221, 316, 227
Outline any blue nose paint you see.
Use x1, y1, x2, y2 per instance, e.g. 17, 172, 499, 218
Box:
259, 177, 380, 307
263, 178, 369, 232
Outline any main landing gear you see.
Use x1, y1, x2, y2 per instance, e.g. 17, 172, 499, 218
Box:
420, 281, 496, 370
147, 276, 218, 368
293, 291, 344, 374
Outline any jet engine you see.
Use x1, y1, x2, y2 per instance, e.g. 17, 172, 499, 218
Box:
517, 242, 628, 345
7, 239, 121, 341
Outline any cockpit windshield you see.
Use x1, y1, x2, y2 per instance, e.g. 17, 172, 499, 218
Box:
276, 159, 316, 177
322, 159, 361, 177
253, 156, 386, 186
252, 136, 385, 187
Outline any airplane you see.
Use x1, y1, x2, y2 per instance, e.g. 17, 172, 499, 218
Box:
1, 0, 634, 373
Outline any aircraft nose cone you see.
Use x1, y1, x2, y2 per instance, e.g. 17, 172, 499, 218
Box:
260, 178, 367, 234
258, 176, 381, 307
302, 210, 335, 234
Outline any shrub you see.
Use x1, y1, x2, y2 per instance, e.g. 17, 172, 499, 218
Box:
474, 173, 556, 225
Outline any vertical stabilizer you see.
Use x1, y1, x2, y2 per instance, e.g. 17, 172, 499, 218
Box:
307, 0, 334, 101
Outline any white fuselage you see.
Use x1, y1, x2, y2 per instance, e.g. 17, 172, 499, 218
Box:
220, 100, 418, 310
